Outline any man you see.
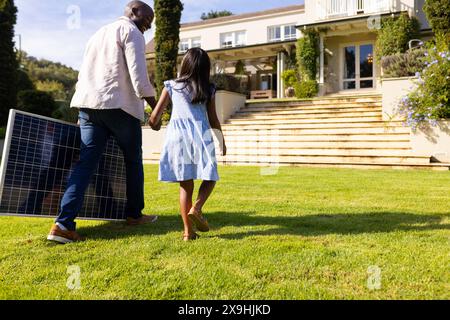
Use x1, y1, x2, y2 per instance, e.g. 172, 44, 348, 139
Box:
47, 1, 161, 244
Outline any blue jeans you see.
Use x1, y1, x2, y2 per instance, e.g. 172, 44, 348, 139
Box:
56, 109, 144, 230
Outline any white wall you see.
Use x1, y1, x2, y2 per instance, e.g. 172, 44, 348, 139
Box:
215, 90, 247, 124
381, 77, 416, 121
380, 77, 450, 162
180, 11, 305, 51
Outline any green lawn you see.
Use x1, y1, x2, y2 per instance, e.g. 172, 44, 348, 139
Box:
0, 165, 449, 299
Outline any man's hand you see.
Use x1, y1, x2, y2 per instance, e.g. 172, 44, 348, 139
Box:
222, 143, 227, 156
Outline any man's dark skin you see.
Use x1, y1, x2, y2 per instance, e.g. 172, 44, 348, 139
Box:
125, 1, 161, 130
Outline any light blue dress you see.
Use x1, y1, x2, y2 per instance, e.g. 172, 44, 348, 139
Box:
159, 80, 219, 182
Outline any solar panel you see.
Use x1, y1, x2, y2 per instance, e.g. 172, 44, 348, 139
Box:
0, 109, 127, 221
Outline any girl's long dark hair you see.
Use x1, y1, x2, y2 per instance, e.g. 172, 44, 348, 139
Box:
176, 48, 213, 105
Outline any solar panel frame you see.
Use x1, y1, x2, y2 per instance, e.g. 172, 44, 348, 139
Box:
0, 109, 127, 221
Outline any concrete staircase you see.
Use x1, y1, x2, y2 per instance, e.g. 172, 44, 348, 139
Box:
216, 95, 450, 170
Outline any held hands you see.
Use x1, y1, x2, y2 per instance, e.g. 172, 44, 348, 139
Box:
147, 112, 162, 131
150, 119, 162, 131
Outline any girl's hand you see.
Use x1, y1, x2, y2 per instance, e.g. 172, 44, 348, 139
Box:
148, 114, 162, 131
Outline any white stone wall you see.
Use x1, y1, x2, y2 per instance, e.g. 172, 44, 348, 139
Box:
381, 77, 450, 163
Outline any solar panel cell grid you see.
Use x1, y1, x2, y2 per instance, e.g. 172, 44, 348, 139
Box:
0, 110, 128, 221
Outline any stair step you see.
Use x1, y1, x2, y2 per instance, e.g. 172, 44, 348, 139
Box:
220, 148, 420, 157
227, 116, 382, 125
215, 161, 450, 171
242, 104, 381, 113
223, 134, 410, 141
217, 154, 431, 165
223, 141, 412, 149
223, 121, 406, 130
222, 127, 410, 135
142, 156, 449, 171
246, 98, 381, 108
233, 110, 382, 119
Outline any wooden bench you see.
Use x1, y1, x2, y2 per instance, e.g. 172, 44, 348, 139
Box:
250, 90, 277, 100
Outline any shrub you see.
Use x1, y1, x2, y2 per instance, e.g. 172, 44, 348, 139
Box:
398, 36, 450, 129
295, 80, 318, 99
35, 80, 67, 101
375, 13, 421, 61
51, 101, 78, 123
424, 0, 450, 36
0, 127, 6, 139
381, 48, 427, 78
211, 74, 244, 94
234, 60, 245, 75
281, 70, 298, 88
17, 90, 58, 117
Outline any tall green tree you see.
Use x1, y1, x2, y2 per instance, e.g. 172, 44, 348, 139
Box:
154, 0, 183, 99
0, 0, 18, 125
201, 10, 233, 20
424, 0, 450, 36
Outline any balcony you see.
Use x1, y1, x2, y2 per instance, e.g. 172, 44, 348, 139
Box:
316, 0, 393, 20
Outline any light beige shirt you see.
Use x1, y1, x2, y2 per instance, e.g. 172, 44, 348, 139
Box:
71, 16, 155, 121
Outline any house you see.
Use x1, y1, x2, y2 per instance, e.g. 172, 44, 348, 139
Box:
146, 1, 431, 99
146, 4, 305, 99
143, 1, 450, 170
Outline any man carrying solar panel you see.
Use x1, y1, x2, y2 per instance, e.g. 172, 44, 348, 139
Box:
47, 1, 161, 244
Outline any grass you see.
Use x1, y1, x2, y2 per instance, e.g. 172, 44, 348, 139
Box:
0, 165, 449, 300
0, 127, 5, 139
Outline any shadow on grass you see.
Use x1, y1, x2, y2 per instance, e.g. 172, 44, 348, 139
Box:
76, 211, 449, 241
209, 211, 450, 239
77, 214, 183, 240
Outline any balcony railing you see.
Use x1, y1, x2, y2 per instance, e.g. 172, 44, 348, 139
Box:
316, 0, 393, 20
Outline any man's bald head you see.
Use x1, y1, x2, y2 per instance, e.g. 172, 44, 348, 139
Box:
125, 1, 154, 33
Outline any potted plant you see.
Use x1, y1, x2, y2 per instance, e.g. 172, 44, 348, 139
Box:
281, 69, 297, 98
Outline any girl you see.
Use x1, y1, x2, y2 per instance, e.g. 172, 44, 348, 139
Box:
149, 48, 226, 241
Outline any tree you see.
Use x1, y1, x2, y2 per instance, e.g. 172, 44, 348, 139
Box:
0, 0, 18, 125
154, 0, 183, 100
201, 10, 233, 20
375, 13, 420, 61
424, 0, 450, 36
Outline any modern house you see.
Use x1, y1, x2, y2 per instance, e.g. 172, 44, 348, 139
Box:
146, 0, 430, 99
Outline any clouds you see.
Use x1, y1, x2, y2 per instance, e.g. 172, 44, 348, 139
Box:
15, 0, 303, 69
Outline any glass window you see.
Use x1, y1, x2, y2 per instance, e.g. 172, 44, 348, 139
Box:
360, 80, 373, 88
180, 39, 189, 52
344, 46, 356, 79
191, 38, 201, 48
268, 26, 281, 42
221, 32, 234, 48
359, 44, 374, 78
235, 31, 246, 47
284, 25, 296, 40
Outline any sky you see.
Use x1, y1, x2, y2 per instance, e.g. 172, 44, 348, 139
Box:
14, 0, 304, 70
